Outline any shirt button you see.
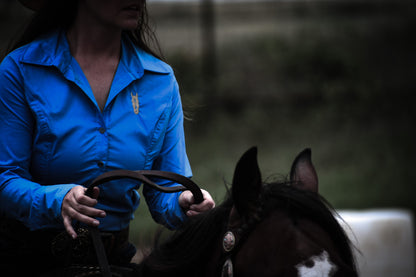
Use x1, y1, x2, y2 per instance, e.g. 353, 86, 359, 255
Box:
97, 161, 105, 168
99, 127, 106, 134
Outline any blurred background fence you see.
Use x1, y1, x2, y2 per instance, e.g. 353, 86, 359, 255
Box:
145, 0, 416, 236
1, 0, 416, 268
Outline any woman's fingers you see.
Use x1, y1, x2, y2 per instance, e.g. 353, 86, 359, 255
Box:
63, 213, 77, 239
179, 189, 215, 216
178, 190, 193, 209
61, 185, 106, 238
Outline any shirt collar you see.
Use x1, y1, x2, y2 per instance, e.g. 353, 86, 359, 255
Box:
120, 34, 171, 76
19, 30, 172, 111
20, 30, 72, 71
19, 29, 171, 76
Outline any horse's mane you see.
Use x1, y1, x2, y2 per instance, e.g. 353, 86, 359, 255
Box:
260, 180, 357, 273
140, 192, 234, 275
140, 178, 357, 276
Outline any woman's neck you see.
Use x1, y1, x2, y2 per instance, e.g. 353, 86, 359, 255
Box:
66, 6, 123, 112
67, 9, 122, 61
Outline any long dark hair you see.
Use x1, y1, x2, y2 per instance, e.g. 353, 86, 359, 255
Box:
6, 0, 163, 59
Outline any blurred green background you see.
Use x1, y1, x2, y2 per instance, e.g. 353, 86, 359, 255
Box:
1, 0, 415, 248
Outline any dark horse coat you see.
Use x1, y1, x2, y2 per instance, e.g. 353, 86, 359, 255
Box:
139, 147, 358, 277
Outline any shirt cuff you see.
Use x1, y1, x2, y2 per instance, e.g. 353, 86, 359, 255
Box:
29, 184, 77, 230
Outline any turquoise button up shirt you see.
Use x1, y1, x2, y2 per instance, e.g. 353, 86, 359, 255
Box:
0, 30, 191, 231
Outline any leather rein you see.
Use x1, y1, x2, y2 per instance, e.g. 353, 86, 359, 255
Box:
84, 169, 204, 277
86, 169, 203, 203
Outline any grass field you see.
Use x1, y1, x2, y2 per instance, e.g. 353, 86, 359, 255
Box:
1, 0, 415, 248
134, 0, 416, 245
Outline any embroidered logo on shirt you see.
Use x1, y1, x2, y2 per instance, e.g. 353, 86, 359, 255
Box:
131, 92, 139, 114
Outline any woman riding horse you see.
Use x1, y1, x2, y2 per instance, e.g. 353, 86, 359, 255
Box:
0, 0, 215, 275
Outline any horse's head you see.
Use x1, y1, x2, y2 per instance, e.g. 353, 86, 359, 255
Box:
222, 147, 357, 277
140, 147, 357, 277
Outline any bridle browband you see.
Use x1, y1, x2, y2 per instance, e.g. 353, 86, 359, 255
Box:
84, 169, 204, 277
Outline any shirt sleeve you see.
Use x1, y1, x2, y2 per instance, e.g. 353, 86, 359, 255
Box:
0, 55, 76, 230
143, 80, 192, 230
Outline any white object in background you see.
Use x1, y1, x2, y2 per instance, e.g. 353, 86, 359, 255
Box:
338, 209, 415, 277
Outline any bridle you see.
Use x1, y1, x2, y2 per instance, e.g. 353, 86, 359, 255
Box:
84, 169, 204, 277
221, 212, 241, 277
220, 205, 263, 277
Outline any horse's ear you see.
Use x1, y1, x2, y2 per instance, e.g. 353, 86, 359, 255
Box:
290, 148, 318, 193
232, 147, 262, 216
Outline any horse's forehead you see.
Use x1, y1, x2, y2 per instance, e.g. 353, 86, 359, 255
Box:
295, 251, 337, 277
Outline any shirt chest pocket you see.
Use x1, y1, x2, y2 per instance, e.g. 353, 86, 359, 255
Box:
104, 92, 171, 171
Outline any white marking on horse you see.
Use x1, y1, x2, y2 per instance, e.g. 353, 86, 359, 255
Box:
296, 250, 337, 277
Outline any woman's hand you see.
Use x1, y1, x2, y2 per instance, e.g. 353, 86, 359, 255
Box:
61, 186, 106, 239
179, 189, 215, 216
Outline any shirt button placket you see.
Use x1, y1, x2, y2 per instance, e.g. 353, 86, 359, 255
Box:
97, 117, 109, 170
